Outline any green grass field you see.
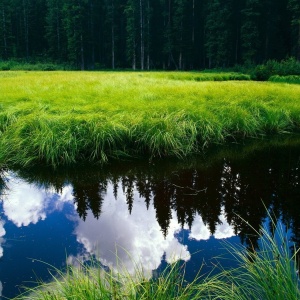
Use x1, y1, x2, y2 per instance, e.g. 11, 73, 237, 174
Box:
0, 71, 300, 167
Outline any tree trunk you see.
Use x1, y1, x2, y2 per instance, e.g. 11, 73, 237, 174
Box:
56, 7, 60, 54
80, 33, 84, 70
111, 0, 115, 69
132, 42, 136, 70
146, 0, 150, 70
140, 0, 144, 70
23, 0, 29, 60
90, 1, 95, 69
179, 51, 182, 70
297, 21, 300, 61
2, 8, 7, 59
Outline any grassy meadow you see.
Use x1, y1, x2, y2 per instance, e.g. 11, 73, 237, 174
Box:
0, 71, 300, 167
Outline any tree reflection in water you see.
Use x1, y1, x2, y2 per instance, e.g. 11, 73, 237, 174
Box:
2, 138, 298, 254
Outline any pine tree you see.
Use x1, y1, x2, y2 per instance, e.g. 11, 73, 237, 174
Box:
45, 0, 65, 61
173, 0, 186, 69
62, 0, 88, 69
241, 0, 261, 64
125, 0, 137, 69
205, 0, 233, 68
0, 0, 13, 59
288, 0, 300, 60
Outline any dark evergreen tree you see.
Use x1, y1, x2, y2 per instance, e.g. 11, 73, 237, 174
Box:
125, 0, 138, 69
204, 0, 233, 68
173, 0, 187, 69
103, 0, 117, 69
289, 0, 300, 60
45, 0, 65, 61
0, 0, 13, 59
241, 0, 261, 64
62, 0, 88, 69
0, 0, 296, 68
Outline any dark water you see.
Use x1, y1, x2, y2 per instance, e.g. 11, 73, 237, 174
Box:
0, 138, 299, 298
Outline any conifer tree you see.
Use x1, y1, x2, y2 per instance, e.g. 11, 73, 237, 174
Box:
62, 0, 88, 69
205, 0, 233, 68
0, 0, 13, 59
288, 0, 300, 60
241, 0, 261, 64
45, 0, 65, 61
125, 0, 137, 69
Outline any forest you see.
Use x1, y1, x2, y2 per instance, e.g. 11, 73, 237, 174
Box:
0, 0, 299, 70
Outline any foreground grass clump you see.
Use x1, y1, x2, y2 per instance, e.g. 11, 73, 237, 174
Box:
0, 71, 300, 167
216, 217, 300, 300
15, 216, 300, 300
15, 260, 221, 300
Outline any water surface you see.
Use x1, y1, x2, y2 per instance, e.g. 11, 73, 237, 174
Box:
0, 138, 299, 298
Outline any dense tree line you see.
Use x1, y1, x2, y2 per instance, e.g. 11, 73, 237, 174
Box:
0, 0, 299, 70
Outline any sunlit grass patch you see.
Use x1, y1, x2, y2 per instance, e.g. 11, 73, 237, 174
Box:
0, 71, 300, 167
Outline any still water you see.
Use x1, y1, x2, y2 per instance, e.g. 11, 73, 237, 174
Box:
0, 138, 299, 298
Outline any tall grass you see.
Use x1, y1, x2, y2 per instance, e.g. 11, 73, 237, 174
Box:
215, 214, 300, 300
269, 75, 300, 84
14, 213, 300, 300
14, 255, 223, 300
0, 71, 300, 167
145, 71, 251, 81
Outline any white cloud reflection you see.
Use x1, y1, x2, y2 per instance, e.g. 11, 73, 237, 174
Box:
2, 174, 73, 227
214, 209, 235, 239
3, 177, 48, 227
73, 184, 190, 274
0, 281, 2, 297
187, 208, 235, 241
0, 220, 5, 258
1, 173, 236, 277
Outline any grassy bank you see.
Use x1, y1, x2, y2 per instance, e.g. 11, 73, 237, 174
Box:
15, 217, 300, 300
1, 71, 300, 167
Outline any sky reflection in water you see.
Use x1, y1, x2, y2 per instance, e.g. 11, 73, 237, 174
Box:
0, 140, 299, 298
0, 173, 236, 298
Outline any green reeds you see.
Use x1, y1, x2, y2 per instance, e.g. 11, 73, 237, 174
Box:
14, 256, 223, 300
214, 214, 300, 300
0, 71, 300, 167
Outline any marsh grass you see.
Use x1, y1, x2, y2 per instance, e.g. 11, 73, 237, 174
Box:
214, 212, 300, 300
1, 71, 300, 167
269, 75, 300, 84
14, 212, 300, 300
14, 256, 223, 300
0, 60, 70, 71
146, 71, 251, 82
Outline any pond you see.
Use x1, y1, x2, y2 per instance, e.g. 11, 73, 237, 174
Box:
0, 137, 299, 298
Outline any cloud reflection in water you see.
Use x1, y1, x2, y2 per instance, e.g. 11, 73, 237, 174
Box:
3, 176, 49, 227
0, 220, 5, 258
1, 174, 236, 276
188, 209, 235, 241
73, 184, 191, 274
